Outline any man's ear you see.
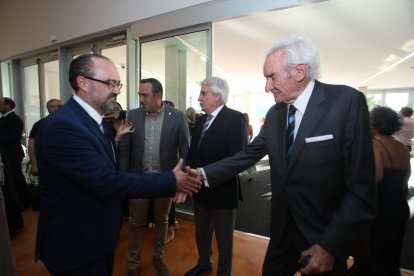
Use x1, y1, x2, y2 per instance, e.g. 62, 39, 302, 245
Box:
77, 75, 89, 92
294, 64, 308, 82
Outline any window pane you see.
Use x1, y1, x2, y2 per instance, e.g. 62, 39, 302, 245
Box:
366, 93, 382, 110
102, 45, 127, 110
44, 60, 60, 113
1, 61, 12, 97
23, 65, 40, 137
385, 92, 409, 111
141, 30, 209, 111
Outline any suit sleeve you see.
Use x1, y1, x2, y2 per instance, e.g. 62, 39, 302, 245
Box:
204, 117, 267, 188
177, 111, 190, 159
319, 91, 376, 260
37, 117, 176, 200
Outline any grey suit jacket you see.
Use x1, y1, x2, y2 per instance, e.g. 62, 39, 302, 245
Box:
119, 105, 190, 173
203, 81, 376, 260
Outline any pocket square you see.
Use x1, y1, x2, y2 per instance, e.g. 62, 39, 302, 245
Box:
305, 134, 334, 143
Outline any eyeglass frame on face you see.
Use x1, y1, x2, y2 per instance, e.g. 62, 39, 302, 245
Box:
83, 76, 123, 90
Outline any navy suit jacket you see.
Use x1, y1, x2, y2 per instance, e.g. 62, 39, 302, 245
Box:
35, 97, 176, 271
187, 106, 247, 209
203, 81, 377, 260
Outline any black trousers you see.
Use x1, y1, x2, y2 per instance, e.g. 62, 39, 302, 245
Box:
263, 213, 347, 276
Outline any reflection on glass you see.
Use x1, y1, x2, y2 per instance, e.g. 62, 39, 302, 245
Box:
385, 92, 409, 112
23, 65, 40, 137
102, 45, 127, 110
141, 31, 209, 111
1, 61, 12, 98
366, 93, 382, 110
44, 60, 60, 114
141, 30, 209, 214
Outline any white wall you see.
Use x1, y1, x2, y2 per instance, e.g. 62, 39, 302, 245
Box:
0, 0, 310, 60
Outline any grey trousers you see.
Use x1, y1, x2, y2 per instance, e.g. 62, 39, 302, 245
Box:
193, 200, 236, 276
127, 197, 172, 272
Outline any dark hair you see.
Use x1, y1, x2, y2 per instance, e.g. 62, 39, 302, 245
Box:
2, 97, 16, 109
370, 106, 402, 135
163, 100, 174, 108
400, 106, 413, 117
69, 54, 111, 92
140, 78, 163, 96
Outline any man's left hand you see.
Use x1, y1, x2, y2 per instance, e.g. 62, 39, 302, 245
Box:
299, 244, 335, 275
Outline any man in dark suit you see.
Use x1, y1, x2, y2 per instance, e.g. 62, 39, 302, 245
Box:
181, 36, 377, 275
184, 77, 247, 276
0, 97, 28, 208
0, 97, 27, 235
35, 54, 201, 276
119, 78, 190, 276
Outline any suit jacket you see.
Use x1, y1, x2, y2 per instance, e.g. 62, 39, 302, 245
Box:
187, 106, 247, 209
204, 81, 377, 260
35, 97, 176, 271
119, 105, 189, 173
0, 111, 25, 160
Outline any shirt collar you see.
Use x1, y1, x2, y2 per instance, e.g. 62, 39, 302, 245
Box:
210, 105, 224, 118
146, 104, 165, 118
73, 95, 103, 126
291, 80, 315, 115
1, 110, 14, 117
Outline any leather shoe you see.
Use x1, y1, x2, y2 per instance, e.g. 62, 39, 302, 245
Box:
184, 264, 212, 276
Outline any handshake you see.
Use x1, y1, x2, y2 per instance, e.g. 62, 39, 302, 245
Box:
172, 159, 204, 204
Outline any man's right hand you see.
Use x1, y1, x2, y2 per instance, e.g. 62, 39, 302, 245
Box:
173, 159, 202, 195
31, 164, 39, 176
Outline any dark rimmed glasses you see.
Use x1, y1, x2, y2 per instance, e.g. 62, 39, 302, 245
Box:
83, 76, 123, 90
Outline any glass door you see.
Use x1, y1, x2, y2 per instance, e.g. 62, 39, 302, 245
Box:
140, 26, 211, 112
22, 64, 40, 138
140, 25, 211, 215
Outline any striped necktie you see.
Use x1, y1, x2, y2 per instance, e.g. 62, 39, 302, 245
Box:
198, 114, 213, 148
286, 105, 296, 160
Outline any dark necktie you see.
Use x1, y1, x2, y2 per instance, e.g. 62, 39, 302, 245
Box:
286, 105, 296, 160
198, 114, 213, 148
101, 121, 116, 162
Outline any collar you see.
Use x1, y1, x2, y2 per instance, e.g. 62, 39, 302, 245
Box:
1, 110, 14, 117
73, 95, 103, 126
146, 104, 165, 118
210, 105, 224, 118
291, 80, 315, 115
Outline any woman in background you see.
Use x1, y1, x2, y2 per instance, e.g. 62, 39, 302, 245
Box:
350, 106, 410, 276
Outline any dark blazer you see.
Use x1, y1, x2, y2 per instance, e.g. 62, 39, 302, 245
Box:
35, 97, 176, 271
0, 111, 25, 160
119, 105, 190, 173
187, 106, 247, 209
203, 81, 377, 260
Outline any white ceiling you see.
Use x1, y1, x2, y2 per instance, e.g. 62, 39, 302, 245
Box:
213, 0, 414, 92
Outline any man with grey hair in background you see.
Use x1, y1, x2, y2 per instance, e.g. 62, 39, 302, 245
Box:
181, 36, 376, 275
184, 77, 247, 276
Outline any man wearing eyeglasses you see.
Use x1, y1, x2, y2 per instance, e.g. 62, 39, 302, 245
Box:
34, 54, 202, 275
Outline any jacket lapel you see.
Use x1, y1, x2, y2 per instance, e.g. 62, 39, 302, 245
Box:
67, 97, 116, 166
287, 81, 326, 170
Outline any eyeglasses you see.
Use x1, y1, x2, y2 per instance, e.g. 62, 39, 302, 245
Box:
83, 76, 123, 90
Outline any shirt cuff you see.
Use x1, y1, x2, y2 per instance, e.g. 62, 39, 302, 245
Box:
200, 168, 209, 187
